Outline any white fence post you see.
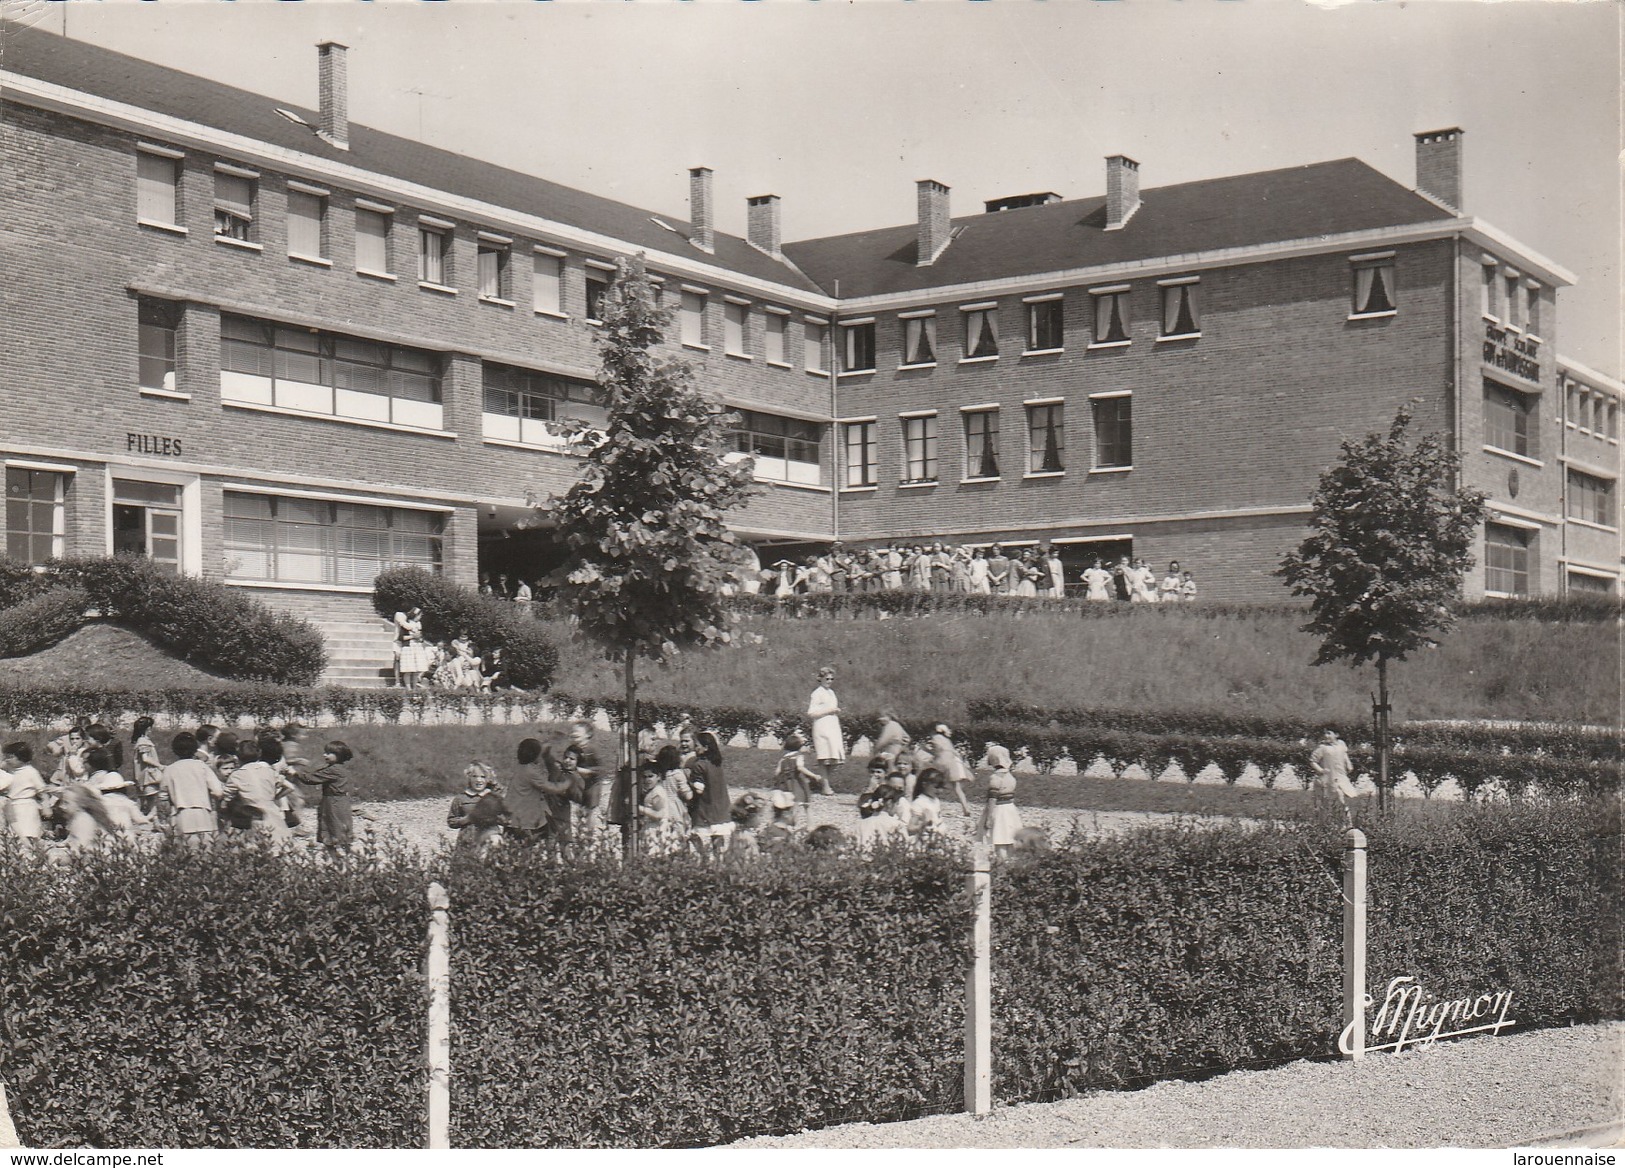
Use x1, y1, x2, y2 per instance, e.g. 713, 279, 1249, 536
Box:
426, 881, 452, 1148
964, 844, 992, 1116
0, 1082, 19, 1148
1341, 828, 1367, 1061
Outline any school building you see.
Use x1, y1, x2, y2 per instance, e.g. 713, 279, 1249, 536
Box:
2, 26, 1619, 678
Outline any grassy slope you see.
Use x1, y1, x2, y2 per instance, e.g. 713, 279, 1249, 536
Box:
1, 623, 229, 688
548, 608, 1617, 727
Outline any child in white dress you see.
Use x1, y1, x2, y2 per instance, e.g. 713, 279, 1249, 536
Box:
977, 744, 1023, 858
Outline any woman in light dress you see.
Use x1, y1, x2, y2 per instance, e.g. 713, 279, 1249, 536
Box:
1159, 561, 1183, 603
1014, 550, 1040, 598
806, 667, 843, 796
969, 548, 991, 594
1131, 559, 1160, 603
1082, 558, 1113, 602
394, 606, 430, 688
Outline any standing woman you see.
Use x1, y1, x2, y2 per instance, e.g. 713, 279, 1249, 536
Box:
1045, 545, 1067, 598
806, 666, 844, 797
1160, 561, 1183, 603
394, 606, 430, 689
969, 547, 991, 594
130, 716, 163, 817
685, 731, 734, 858
928, 723, 974, 816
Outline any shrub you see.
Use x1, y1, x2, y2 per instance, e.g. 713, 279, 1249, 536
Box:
373, 567, 558, 691
0, 585, 89, 657
0, 835, 430, 1148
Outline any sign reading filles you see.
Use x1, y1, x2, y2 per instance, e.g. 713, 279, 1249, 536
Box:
127, 432, 182, 456
1340, 976, 1517, 1056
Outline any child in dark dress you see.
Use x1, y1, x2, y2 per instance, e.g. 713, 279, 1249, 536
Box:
447, 762, 508, 851
295, 739, 355, 850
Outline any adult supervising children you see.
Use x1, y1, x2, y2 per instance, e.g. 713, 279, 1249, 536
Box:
806, 667, 843, 797
1308, 729, 1357, 821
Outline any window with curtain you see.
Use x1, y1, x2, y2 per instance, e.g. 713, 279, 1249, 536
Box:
213, 171, 255, 241
1483, 381, 1534, 458
532, 253, 562, 314
964, 410, 1000, 479
1027, 300, 1063, 351
725, 302, 748, 356
356, 208, 390, 274
1568, 471, 1615, 528
844, 421, 876, 488
841, 322, 876, 372
1352, 261, 1396, 316
1160, 283, 1199, 337
902, 316, 936, 366
223, 491, 443, 585
287, 190, 325, 259
136, 151, 179, 226
418, 227, 448, 285
1484, 524, 1531, 596
5, 468, 66, 564
1092, 291, 1130, 344
1026, 404, 1065, 473
901, 415, 938, 483
1092, 397, 1131, 468
964, 308, 998, 358
138, 299, 178, 393
680, 290, 706, 346
477, 243, 509, 300
585, 268, 612, 322
764, 313, 788, 365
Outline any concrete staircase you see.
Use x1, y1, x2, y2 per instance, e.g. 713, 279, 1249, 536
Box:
316, 615, 398, 689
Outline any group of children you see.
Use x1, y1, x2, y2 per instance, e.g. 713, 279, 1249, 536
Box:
0, 719, 357, 853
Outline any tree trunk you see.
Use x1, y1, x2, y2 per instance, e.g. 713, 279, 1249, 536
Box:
623, 653, 638, 860
1375, 657, 1391, 814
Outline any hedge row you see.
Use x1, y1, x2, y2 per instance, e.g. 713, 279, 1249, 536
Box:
0, 586, 89, 658
374, 567, 558, 691
964, 699, 1620, 762
0, 556, 325, 685
3, 800, 1615, 1148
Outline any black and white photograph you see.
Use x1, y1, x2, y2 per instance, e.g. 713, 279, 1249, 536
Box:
0, 0, 1618, 1155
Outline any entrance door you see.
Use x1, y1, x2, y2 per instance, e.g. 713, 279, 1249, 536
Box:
112, 479, 183, 572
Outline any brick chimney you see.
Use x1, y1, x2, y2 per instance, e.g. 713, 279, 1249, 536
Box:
317, 41, 349, 150
916, 179, 950, 266
689, 167, 715, 254
1415, 128, 1464, 212
746, 194, 781, 258
1105, 155, 1139, 230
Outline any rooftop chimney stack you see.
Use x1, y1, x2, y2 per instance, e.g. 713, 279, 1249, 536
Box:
916, 179, 951, 266
317, 41, 349, 150
1414, 128, 1464, 212
746, 194, 781, 258
689, 167, 715, 254
1105, 155, 1140, 230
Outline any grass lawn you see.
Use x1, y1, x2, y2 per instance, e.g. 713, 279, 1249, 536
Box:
2, 623, 229, 688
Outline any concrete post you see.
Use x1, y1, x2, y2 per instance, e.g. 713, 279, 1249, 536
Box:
1341, 828, 1367, 1061
964, 844, 992, 1115
426, 881, 451, 1148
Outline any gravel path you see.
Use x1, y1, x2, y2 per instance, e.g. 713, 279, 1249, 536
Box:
733, 1023, 1623, 1149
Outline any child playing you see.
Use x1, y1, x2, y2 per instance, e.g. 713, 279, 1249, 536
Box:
295, 740, 355, 850
758, 790, 800, 852
130, 716, 163, 818
447, 762, 508, 852
87, 748, 151, 837
855, 786, 905, 854
977, 744, 1023, 859
774, 733, 821, 828
636, 763, 682, 855
160, 731, 224, 843
862, 755, 891, 794
908, 766, 947, 840
1, 741, 46, 844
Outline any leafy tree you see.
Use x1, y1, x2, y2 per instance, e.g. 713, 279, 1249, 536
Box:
1277, 406, 1486, 808
545, 255, 756, 851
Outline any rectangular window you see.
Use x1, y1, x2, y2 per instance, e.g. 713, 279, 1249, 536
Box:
764, 313, 788, 365
1484, 524, 1531, 596
356, 208, 390, 274
680, 289, 706, 346
841, 321, 876, 372
287, 189, 326, 260
1483, 381, 1535, 459
1160, 283, 1199, 337
1525, 285, 1541, 336
138, 299, 178, 394
963, 410, 1000, 479
481, 362, 607, 447
477, 242, 510, 301
1092, 397, 1131, 468
585, 267, 612, 323
136, 150, 179, 226
1504, 274, 1521, 329
1568, 471, 1615, 528
844, 421, 876, 488
220, 314, 444, 429
531, 252, 563, 315
901, 415, 938, 484
4, 467, 66, 564
223, 491, 443, 586
1352, 260, 1396, 316
1027, 403, 1066, 473
724, 301, 748, 356
1027, 299, 1063, 352
1092, 290, 1130, 344
804, 319, 828, 373
1568, 572, 1616, 595
963, 307, 998, 359
213, 170, 256, 242
112, 478, 183, 573
727, 409, 823, 486
902, 316, 936, 366
418, 226, 449, 286
1609, 403, 1620, 441
1481, 263, 1498, 319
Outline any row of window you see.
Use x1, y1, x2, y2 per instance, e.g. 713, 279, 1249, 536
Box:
841, 399, 1130, 488
1480, 258, 1543, 336
223, 492, 443, 586
1563, 379, 1620, 442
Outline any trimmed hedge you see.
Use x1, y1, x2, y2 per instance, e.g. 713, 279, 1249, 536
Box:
0, 556, 325, 685
374, 567, 558, 691
0, 586, 89, 657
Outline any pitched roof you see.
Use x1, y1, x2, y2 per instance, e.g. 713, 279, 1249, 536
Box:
781, 160, 1459, 299
0, 24, 825, 294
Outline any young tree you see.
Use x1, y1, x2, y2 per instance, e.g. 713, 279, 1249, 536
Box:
1276, 406, 1486, 810
545, 255, 756, 853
